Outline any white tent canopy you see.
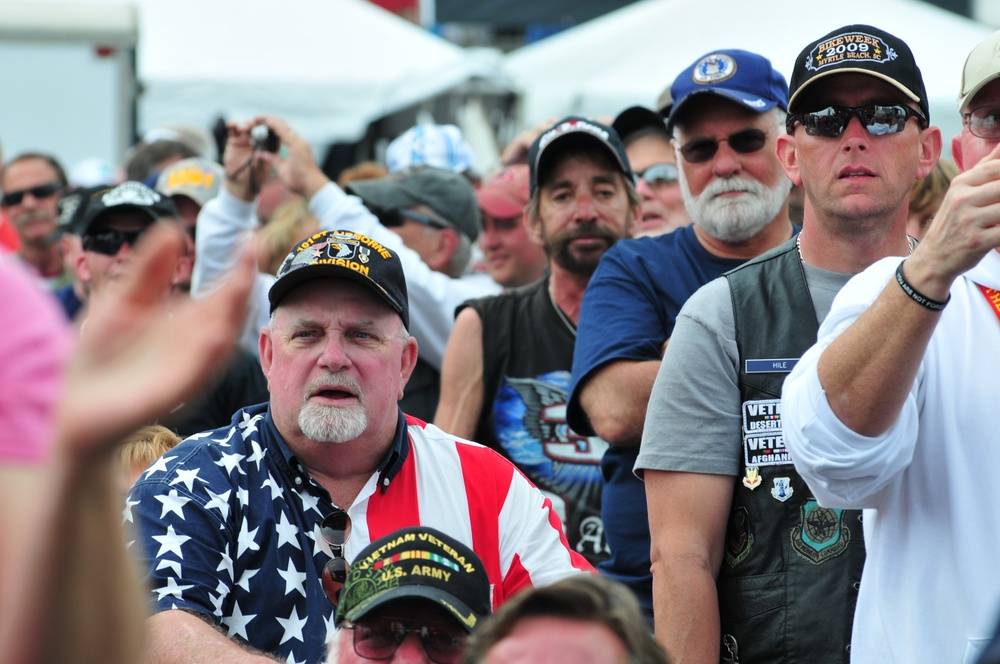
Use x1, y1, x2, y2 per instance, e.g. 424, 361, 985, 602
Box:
46, 0, 505, 146
504, 0, 995, 146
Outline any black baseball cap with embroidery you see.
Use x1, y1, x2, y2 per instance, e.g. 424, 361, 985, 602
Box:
337, 526, 491, 632
77, 181, 179, 236
788, 24, 929, 122
268, 230, 409, 328
528, 116, 633, 197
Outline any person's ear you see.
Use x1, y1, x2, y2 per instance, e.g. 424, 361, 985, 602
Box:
775, 133, 804, 187
914, 126, 943, 181
397, 334, 418, 400
426, 228, 458, 273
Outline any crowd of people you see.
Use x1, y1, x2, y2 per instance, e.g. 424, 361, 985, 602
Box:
2, 21, 1000, 664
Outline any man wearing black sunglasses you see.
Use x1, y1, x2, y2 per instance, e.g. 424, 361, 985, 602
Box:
566, 49, 794, 625
0, 152, 68, 286
638, 26, 940, 664
782, 30, 1000, 664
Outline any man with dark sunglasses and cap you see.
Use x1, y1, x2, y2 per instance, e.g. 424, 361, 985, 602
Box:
636, 26, 941, 663
325, 526, 491, 664
127, 228, 590, 663
611, 102, 690, 238
564, 48, 795, 623
781, 30, 1000, 664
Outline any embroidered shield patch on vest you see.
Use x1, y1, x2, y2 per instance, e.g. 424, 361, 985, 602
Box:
791, 500, 851, 564
725, 507, 753, 568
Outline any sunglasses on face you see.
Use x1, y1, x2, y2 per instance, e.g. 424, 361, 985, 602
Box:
81, 229, 145, 256
788, 104, 925, 138
345, 619, 468, 664
320, 509, 352, 606
678, 128, 769, 164
1, 181, 62, 207
962, 106, 1000, 140
636, 162, 678, 188
378, 208, 450, 231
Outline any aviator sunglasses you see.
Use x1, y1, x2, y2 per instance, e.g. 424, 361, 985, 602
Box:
320, 508, 352, 606
635, 162, 679, 188
0, 181, 63, 207
678, 128, 769, 164
962, 106, 1000, 140
81, 229, 146, 256
787, 104, 926, 138
343, 618, 468, 664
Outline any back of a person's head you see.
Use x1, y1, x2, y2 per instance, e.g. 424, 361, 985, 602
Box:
257, 199, 320, 276
336, 161, 389, 189
120, 424, 181, 490
123, 140, 199, 183
460, 575, 669, 664
909, 158, 959, 213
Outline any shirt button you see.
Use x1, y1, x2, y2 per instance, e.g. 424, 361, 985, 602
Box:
383, 478, 390, 487
294, 477, 303, 486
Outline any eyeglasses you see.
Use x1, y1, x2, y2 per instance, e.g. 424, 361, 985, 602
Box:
1, 181, 63, 207
788, 104, 926, 138
81, 229, 145, 256
678, 129, 769, 164
636, 162, 678, 188
378, 208, 450, 231
962, 106, 1000, 140
344, 618, 467, 664
320, 509, 352, 606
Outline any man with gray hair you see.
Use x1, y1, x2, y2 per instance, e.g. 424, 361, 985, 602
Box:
565, 49, 794, 621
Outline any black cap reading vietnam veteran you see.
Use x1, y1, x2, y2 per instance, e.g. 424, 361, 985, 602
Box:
527, 116, 633, 197
788, 24, 929, 122
337, 526, 492, 632
267, 230, 409, 329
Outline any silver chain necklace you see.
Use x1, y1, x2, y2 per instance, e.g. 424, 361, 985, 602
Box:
795, 233, 916, 261
548, 286, 577, 337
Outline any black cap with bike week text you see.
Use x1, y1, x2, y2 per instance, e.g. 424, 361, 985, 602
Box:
337, 526, 491, 632
268, 230, 409, 329
788, 24, 929, 122
528, 116, 633, 196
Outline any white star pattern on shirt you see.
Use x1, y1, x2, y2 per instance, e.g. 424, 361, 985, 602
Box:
239, 412, 263, 439
156, 558, 182, 577
285, 655, 306, 664
276, 605, 308, 645
235, 566, 259, 592
297, 490, 321, 515
216, 543, 234, 581
208, 590, 225, 617
324, 612, 336, 643
222, 599, 256, 640
247, 440, 267, 471
143, 454, 176, 478
170, 467, 207, 492
275, 512, 302, 551
153, 525, 191, 558
212, 426, 237, 446
278, 559, 307, 597
122, 496, 140, 523
153, 576, 194, 601
155, 490, 191, 520
204, 488, 232, 521
237, 517, 261, 558
307, 525, 326, 558
237, 486, 250, 507
261, 474, 284, 501
215, 451, 245, 476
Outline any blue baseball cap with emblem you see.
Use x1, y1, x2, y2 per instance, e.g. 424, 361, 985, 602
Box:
667, 49, 789, 130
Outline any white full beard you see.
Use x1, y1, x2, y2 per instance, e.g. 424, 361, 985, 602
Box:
680, 170, 792, 243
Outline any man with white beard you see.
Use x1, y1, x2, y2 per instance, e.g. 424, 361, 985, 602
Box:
636, 26, 940, 663
126, 230, 590, 663
566, 49, 794, 620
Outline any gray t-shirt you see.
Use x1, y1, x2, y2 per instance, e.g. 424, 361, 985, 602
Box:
635, 262, 852, 477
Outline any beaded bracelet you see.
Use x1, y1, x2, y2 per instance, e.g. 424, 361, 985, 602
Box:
895, 261, 949, 311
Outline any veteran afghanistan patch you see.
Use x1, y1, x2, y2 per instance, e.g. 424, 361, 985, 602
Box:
742, 399, 791, 467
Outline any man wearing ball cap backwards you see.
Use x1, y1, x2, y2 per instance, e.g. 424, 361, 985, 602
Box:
636, 25, 941, 663
326, 526, 491, 664
127, 228, 590, 663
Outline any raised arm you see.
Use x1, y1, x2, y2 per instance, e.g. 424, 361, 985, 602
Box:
434, 306, 486, 440
816, 144, 1000, 436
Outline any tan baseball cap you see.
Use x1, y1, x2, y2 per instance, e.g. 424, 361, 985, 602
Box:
959, 30, 1000, 111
